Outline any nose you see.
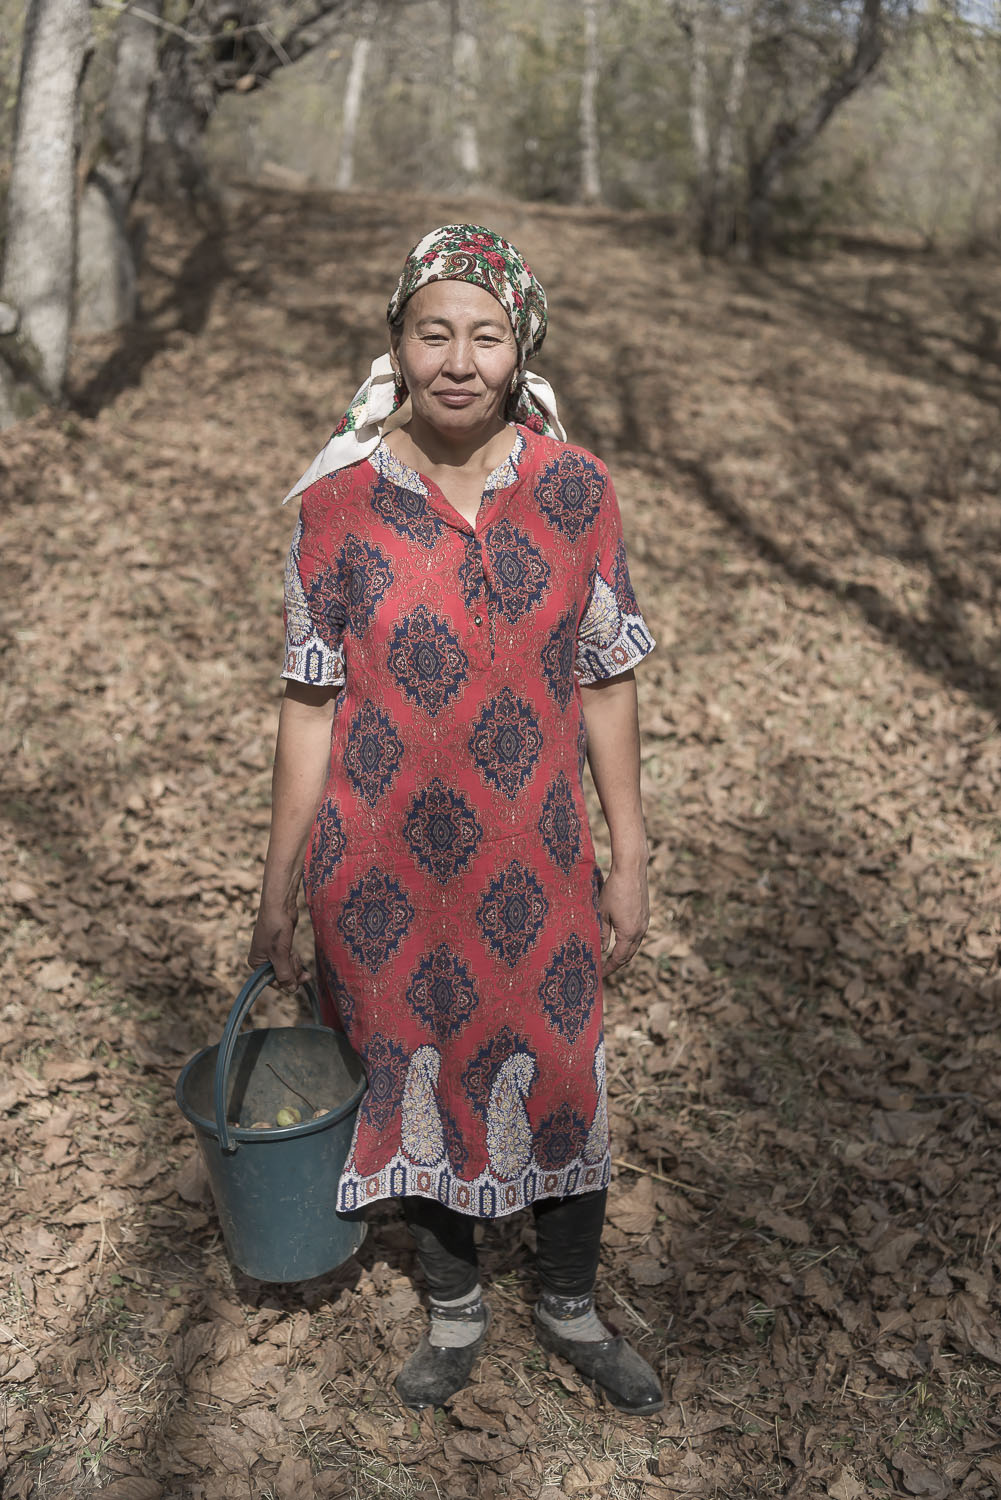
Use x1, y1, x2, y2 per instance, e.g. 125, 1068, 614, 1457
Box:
441, 336, 475, 379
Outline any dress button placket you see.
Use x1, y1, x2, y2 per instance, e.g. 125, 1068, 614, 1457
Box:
470, 531, 492, 668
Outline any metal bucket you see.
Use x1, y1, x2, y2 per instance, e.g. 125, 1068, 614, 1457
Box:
176, 963, 367, 1282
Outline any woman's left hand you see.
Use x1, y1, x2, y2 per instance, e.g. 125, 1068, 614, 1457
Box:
597, 862, 650, 977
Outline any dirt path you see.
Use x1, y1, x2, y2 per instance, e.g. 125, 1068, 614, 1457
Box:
2, 190, 1001, 1498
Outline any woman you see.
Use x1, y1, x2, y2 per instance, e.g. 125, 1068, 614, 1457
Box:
249, 225, 661, 1415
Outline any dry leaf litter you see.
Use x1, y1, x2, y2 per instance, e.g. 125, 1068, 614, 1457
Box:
1, 192, 1001, 1498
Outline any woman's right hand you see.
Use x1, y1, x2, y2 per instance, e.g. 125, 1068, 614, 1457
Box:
248, 896, 308, 991
249, 681, 338, 992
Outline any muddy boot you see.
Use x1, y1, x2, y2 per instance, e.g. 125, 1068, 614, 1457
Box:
532, 1296, 664, 1415
395, 1289, 490, 1411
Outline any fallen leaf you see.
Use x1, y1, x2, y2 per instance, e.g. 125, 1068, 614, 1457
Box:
949, 1292, 1001, 1366
870, 1229, 923, 1274
893, 1448, 952, 1498
873, 1345, 917, 1379
608, 1174, 657, 1235
757, 1209, 811, 1246
630, 1254, 669, 1286
36, 960, 77, 992
444, 1430, 516, 1463
174, 1152, 212, 1205
658, 1407, 732, 1442
828, 1468, 866, 1500
93, 1480, 163, 1500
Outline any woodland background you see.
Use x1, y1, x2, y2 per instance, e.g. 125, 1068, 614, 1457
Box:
2, 2, 1001, 1499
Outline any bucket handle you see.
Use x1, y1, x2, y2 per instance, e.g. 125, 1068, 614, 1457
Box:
215, 962, 322, 1155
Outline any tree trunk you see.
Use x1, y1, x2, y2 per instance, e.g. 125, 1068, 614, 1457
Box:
451, 0, 480, 190
143, 39, 217, 204
685, 0, 712, 240
336, 0, 375, 191
140, 1, 352, 203
579, 0, 602, 204
748, 0, 887, 260
76, 0, 163, 335
0, 0, 91, 412
706, 0, 753, 255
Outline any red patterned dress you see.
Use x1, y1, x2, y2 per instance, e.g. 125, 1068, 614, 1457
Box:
282, 426, 655, 1217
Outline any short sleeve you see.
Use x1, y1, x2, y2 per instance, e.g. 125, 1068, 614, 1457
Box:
575, 472, 656, 685
281, 498, 347, 687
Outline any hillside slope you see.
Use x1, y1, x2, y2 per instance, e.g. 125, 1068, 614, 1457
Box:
1, 190, 1000, 1499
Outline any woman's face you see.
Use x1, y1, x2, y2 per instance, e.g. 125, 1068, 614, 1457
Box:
391, 280, 519, 439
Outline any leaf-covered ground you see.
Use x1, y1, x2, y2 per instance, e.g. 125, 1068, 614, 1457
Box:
2, 192, 1001, 1499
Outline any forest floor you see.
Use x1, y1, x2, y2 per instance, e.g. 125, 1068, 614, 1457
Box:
2, 190, 1001, 1500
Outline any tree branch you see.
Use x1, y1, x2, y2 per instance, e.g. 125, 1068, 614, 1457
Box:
243, 0, 355, 82
93, 0, 355, 85
753, 0, 888, 194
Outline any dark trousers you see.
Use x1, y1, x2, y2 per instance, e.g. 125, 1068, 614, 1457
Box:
402, 1189, 608, 1302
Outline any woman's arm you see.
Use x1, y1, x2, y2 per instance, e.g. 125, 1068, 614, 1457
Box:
248, 680, 339, 987
579, 668, 650, 976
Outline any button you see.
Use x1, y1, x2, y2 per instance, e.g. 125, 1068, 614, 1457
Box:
474, 614, 483, 626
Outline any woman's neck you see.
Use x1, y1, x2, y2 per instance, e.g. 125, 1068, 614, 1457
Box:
386, 415, 514, 479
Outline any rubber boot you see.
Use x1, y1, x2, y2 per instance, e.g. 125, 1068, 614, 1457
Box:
532, 1307, 664, 1415
395, 1302, 490, 1411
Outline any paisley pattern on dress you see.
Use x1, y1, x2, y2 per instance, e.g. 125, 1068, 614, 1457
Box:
283, 518, 317, 649
369, 469, 443, 549
303, 565, 346, 649
576, 572, 622, 652
475, 860, 549, 967
400, 1046, 446, 1166
404, 780, 483, 885
483, 518, 551, 623
387, 605, 469, 718
280, 425, 654, 1217
307, 799, 346, 888
462, 1028, 535, 1118
337, 867, 415, 973
406, 943, 480, 1042
343, 700, 405, 807
538, 935, 599, 1044
485, 1052, 537, 1180
535, 451, 605, 541
338, 534, 394, 635
538, 773, 582, 874
583, 1037, 609, 1166
468, 688, 543, 800
359, 1032, 411, 1131
534, 1102, 589, 1169
540, 610, 577, 711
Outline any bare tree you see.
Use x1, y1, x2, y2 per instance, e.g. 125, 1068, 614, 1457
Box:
679, 0, 754, 253
451, 0, 480, 190
0, 0, 91, 422
76, 0, 164, 334
580, 0, 602, 203
143, 0, 357, 200
710, 0, 753, 252
747, 0, 899, 257
336, 0, 376, 190
685, 0, 711, 209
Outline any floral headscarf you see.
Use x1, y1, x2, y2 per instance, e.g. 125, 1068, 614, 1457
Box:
283, 223, 565, 504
